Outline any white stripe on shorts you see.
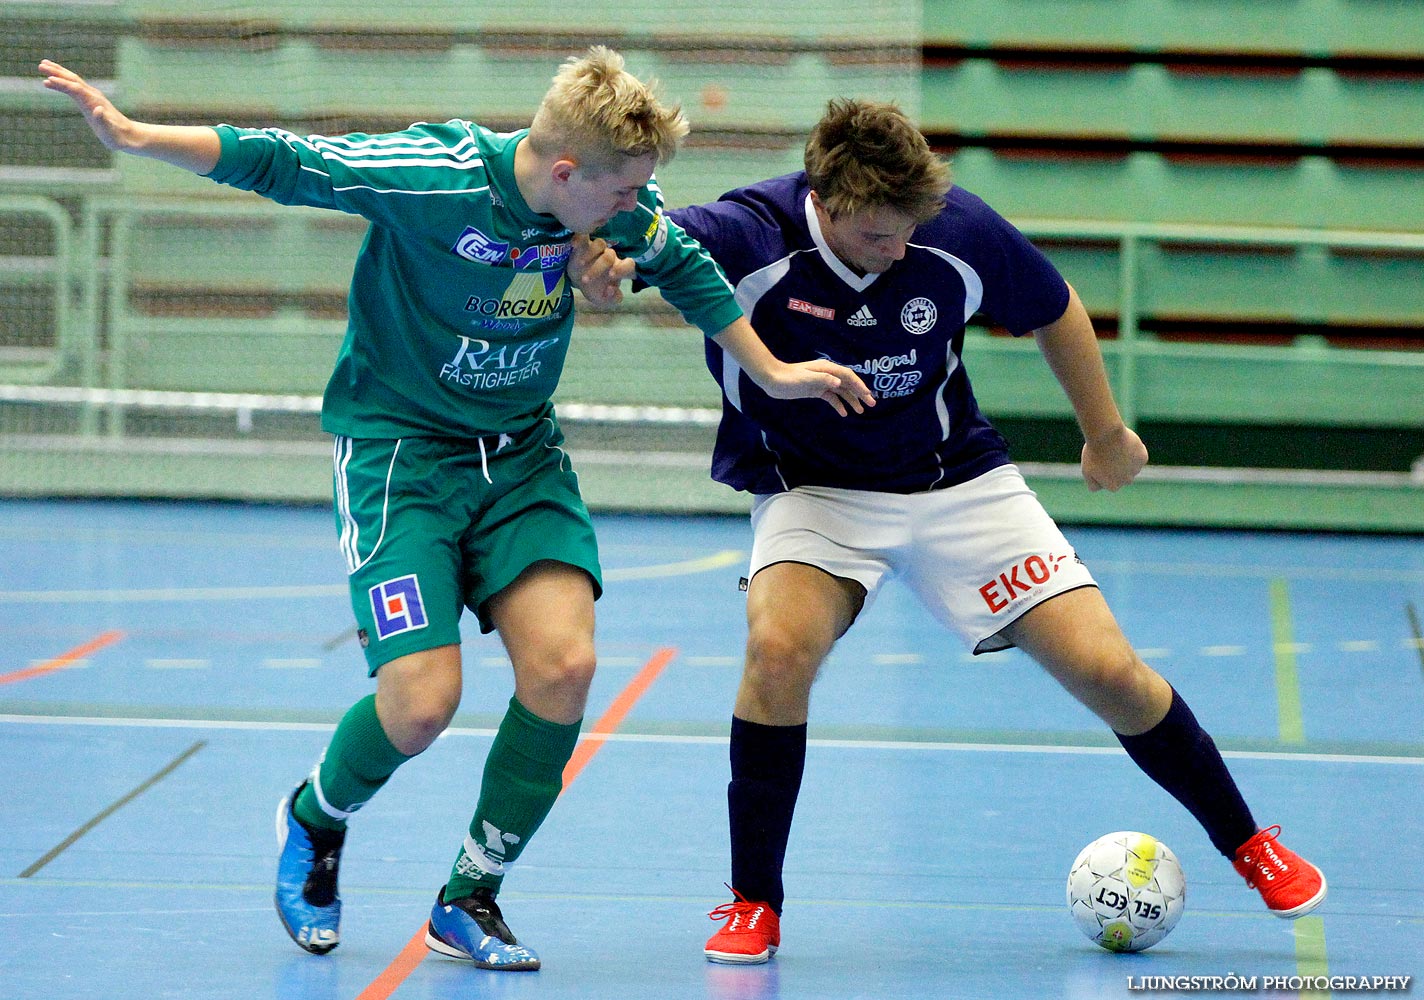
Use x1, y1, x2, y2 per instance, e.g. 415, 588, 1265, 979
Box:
332, 436, 401, 575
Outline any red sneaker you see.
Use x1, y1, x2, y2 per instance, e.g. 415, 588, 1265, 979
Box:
705, 889, 781, 965
1232, 826, 1327, 918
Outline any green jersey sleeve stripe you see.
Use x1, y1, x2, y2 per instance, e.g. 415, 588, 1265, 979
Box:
329, 183, 492, 197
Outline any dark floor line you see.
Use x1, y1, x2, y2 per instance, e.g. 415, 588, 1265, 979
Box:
1407, 601, 1424, 680
18, 739, 208, 878
321, 627, 356, 651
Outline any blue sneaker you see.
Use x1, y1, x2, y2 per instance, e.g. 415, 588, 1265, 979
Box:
425, 885, 541, 971
274, 782, 345, 955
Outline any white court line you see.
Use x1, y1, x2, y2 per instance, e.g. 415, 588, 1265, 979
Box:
1, 714, 1419, 766
261, 658, 322, 670
143, 659, 209, 670
479, 655, 645, 668
0, 583, 348, 604
1086, 559, 1424, 584
0, 551, 746, 605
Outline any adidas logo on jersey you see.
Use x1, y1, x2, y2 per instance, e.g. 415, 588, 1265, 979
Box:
847, 305, 877, 327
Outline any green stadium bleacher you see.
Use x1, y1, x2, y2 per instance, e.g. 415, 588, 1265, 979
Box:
1, 0, 1421, 527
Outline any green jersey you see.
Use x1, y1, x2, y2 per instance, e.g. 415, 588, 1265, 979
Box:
207, 121, 742, 438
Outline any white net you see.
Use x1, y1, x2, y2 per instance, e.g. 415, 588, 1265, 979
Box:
0, 0, 922, 507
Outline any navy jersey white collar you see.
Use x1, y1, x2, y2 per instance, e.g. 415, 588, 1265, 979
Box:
804, 193, 880, 293
667, 172, 1071, 495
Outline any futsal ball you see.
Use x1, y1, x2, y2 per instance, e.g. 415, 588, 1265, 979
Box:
1067, 831, 1186, 952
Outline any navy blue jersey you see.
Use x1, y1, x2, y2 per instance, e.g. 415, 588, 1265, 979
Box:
667, 172, 1070, 494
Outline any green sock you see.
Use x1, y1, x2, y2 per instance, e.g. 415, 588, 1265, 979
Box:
445, 696, 582, 899
295, 694, 412, 831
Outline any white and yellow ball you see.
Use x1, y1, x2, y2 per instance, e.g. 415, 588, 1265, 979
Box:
1067, 831, 1186, 952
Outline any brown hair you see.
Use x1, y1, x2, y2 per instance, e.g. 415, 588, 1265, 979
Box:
804, 98, 951, 222
528, 46, 689, 174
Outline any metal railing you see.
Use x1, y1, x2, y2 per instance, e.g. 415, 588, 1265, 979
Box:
4, 196, 1423, 445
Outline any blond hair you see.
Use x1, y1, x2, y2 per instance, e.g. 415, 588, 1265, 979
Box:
528, 46, 689, 174
804, 99, 951, 223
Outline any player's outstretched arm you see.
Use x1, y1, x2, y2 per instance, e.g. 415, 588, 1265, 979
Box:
1032, 284, 1147, 491
567, 237, 875, 415
39, 59, 220, 174
712, 317, 876, 417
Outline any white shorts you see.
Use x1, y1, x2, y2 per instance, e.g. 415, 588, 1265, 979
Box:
748, 464, 1097, 654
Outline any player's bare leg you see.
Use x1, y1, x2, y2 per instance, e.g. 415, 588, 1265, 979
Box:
375, 645, 464, 752
707, 562, 863, 964
735, 561, 863, 725
426, 560, 596, 970
493, 560, 598, 725
997, 586, 1169, 735
277, 645, 459, 954
1001, 585, 1325, 917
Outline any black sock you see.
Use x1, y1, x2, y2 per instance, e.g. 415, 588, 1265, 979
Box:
1115, 688, 1257, 858
727, 716, 807, 914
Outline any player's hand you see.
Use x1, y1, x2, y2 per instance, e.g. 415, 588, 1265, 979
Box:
762, 359, 877, 417
39, 59, 139, 153
568, 234, 635, 312
1081, 424, 1148, 491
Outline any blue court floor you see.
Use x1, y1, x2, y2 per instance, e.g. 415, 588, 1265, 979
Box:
1, 497, 1421, 1000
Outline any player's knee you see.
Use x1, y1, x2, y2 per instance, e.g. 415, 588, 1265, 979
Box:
1093, 643, 1146, 695
1075, 643, 1166, 730
744, 628, 822, 696
388, 689, 459, 753
544, 642, 597, 693
516, 640, 597, 715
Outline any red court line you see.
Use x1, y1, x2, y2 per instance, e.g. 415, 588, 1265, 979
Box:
562, 645, 678, 791
355, 645, 679, 1000
354, 929, 430, 1000
0, 630, 125, 686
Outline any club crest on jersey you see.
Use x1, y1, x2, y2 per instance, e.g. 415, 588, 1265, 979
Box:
901, 296, 938, 335
453, 226, 510, 265
369, 575, 428, 639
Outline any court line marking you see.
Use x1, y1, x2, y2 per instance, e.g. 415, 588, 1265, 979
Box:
6, 883, 1362, 921
2, 713, 1420, 765
1088, 559, 1424, 584
604, 550, 743, 581
1269, 578, 1307, 744
1294, 916, 1331, 999
144, 658, 209, 670
4, 877, 1371, 919
261, 658, 322, 670
354, 646, 680, 1000
0, 630, 125, 686
18, 739, 206, 878
0, 551, 745, 606
1406, 601, 1424, 680
562, 647, 679, 790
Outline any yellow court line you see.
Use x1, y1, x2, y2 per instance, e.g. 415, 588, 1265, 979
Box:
603, 549, 744, 581
1295, 916, 1332, 1000
1269, 577, 1306, 744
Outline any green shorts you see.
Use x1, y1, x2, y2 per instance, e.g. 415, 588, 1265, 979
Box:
331, 419, 602, 673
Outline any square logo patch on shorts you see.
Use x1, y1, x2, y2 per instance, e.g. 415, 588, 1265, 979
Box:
369, 575, 428, 639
